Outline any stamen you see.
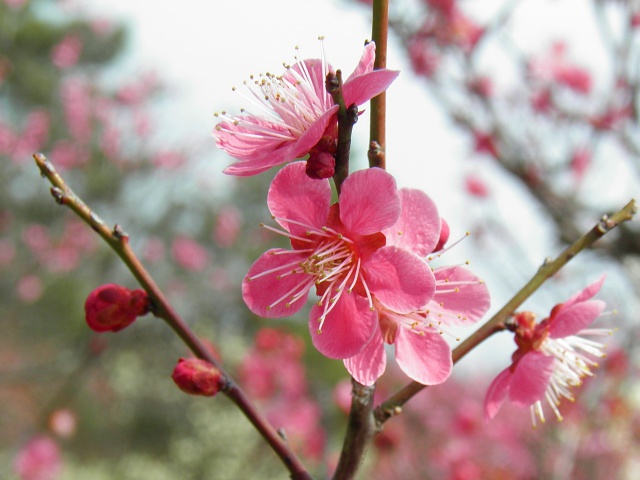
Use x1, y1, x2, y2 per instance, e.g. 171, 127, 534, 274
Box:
260, 223, 314, 243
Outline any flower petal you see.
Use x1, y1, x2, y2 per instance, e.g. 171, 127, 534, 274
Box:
343, 327, 386, 386
309, 293, 377, 359
395, 327, 452, 385
428, 266, 491, 326
339, 168, 401, 235
267, 162, 332, 236
484, 367, 513, 421
346, 42, 376, 81
242, 249, 312, 318
383, 188, 441, 256
508, 351, 555, 407
548, 300, 606, 339
562, 275, 605, 309
343, 69, 400, 107
290, 106, 339, 158
215, 116, 293, 164
365, 246, 435, 313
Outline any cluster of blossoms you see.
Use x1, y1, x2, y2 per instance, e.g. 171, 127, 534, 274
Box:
484, 276, 612, 426
212, 41, 491, 385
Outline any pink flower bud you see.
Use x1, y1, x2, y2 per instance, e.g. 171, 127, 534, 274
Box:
84, 284, 149, 332
171, 358, 224, 397
305, 151, 336, 179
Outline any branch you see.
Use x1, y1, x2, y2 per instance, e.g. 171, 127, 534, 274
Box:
332, 380, 377, 480
369, 0, 389, 169
375, 198, 637, 423
327, 71, 358, 194
33, 153, 313, 480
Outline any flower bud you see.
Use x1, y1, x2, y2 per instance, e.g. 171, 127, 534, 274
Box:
171, 358, 224, 397
84, 284, 149, 332
305, 151, 335, 179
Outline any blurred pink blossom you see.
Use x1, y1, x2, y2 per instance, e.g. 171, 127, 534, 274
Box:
213, 206, 242, 248
464, 174, 490, 198
171, 236, 210, 271
142, 237, 165, 263
12, 111, 50, 164
529, 42, 592, 94
151, 150, 186, 169
16, 275, 44, 303
13, 436, 61, 480
51, 34, 83, 69
0, 238, 16, 267
570, 147, 591, 182
61, 78, 92, 142
49, 409, 77, 439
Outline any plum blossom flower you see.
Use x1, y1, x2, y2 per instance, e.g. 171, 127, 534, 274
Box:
242, 162, 434, 360
484, 276, 611, 426
214, 40, 399, 176
344, 189, 490, 385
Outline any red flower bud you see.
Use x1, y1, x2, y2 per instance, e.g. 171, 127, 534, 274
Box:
171, 358, 224, 397
84, 284, 149, 333
305, 151, 335, 179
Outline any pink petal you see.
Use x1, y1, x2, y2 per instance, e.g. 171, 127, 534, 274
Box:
428, 266, 491, 326
548, 300, 606, 338
342, 69, 400, 107
309, 293, 377, 359
383, 188, 441, 256
242, 249, 311, 318
339, 168, 401, 235
346, 42, 376, 81
484, 367, 513, 421
343, 327, 386, 386
509, 351, 555, 407
395, 326, 452, 385
285, 58, 330, 103
223, 157, 287, 176
364, 246, 435, 313
267, 162, 332, 236
215, 116, 293, 162
289, 106, 339, 158
562, 275, 605, 309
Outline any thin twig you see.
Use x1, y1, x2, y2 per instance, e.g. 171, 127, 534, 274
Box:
33, 152, 313, 480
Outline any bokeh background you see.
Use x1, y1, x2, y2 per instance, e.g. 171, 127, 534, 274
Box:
1, 0, 639, 478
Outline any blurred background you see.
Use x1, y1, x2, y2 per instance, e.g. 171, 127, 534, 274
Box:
1, 0, 639, 478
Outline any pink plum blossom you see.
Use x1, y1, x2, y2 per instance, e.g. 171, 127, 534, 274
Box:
13, 436, 61, 480
242, 162, 434, 360
214, 41, 399, 176
344, 189, 490, 385
484, 276, 611, 425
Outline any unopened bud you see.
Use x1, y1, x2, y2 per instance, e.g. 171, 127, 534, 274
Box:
306, 151, 335, 179
171, 358, 224, 397
84, 284, 149, 333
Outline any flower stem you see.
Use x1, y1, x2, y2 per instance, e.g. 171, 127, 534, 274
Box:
327, 71, 358, 194
374, 198, 637, 423
368, 0, 389, 169
332, 380, 376, 480
33, 153, 313, 480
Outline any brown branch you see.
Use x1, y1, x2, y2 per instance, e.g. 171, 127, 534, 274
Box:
33, 153, 313, 480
